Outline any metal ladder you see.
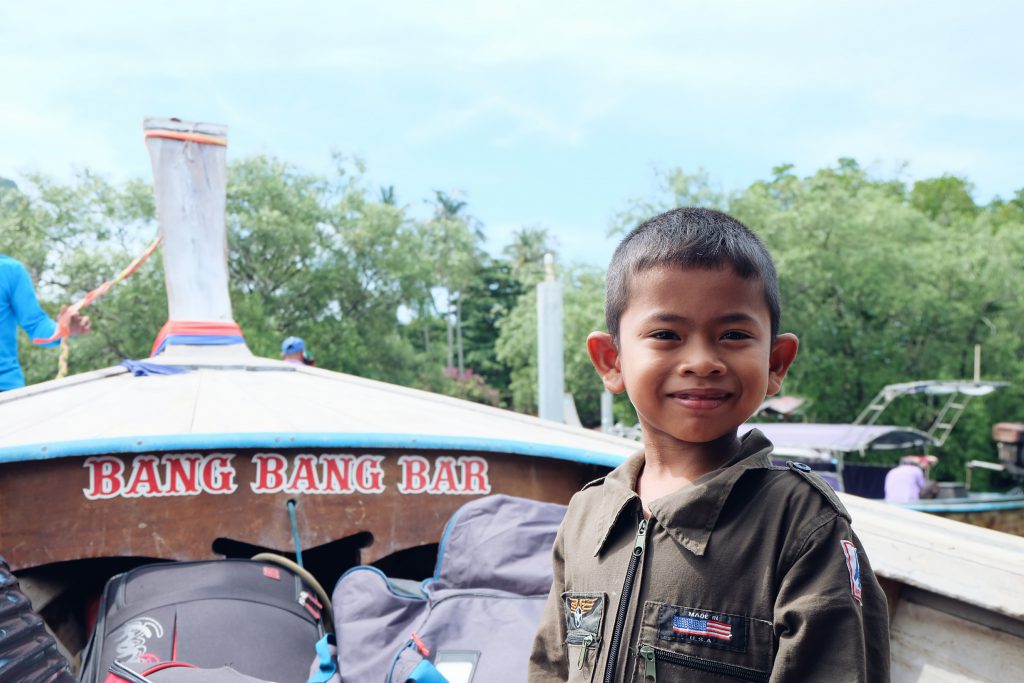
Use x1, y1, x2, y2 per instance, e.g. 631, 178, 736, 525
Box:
854, 381, 978, 447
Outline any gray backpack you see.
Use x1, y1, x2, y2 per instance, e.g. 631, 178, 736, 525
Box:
323, 494, 565, 683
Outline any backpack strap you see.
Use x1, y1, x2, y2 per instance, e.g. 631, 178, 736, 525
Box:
405, 660, 449, 683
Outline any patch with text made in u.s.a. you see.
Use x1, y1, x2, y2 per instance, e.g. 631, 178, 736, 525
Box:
562, 592, 605, 640
658, 604, 747, 653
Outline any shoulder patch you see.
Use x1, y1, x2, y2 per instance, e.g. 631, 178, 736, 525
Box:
840, 540, 863, 603
581, 476, 607, 491
785, 462, 851, 521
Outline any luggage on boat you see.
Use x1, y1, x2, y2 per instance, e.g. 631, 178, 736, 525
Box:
324, 494, 565, 683
0, 554, 76, 683
80, 558, 329, 683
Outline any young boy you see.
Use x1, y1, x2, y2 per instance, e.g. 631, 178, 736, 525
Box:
529, 208, 889, 682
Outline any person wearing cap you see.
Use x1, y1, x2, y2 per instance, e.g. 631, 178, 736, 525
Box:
281, 336, 314, 366
884, 454, 939, 502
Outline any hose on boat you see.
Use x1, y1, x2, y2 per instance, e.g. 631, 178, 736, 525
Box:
287, 498, 303, 567
252, 552, 334, 631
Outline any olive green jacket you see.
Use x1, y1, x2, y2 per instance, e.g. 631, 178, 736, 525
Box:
528, 430, 890, 682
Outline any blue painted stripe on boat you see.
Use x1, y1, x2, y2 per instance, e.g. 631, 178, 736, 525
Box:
0, 432, 629, 468
901, 498, 1024, 513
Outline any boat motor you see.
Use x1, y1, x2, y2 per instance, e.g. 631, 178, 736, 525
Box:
992, 422, 1024, 479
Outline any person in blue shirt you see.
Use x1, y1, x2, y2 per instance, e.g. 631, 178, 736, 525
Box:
1, 254, 91, 391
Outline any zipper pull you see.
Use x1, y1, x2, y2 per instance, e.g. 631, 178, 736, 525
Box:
577, 634, 594, 669
639, 644, 656, 681
299, 590, 322, 619
633, 516, 648, 557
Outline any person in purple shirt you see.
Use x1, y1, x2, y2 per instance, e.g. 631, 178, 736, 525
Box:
884, 454, 939, 502
0, 254, 91, 391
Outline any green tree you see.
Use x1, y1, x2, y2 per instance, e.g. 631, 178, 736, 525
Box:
502, 225, 557, 283
606, 160, 1024, 484
910, 175, 978, 225
458, 257, 523, 404
495, 262, 635, 426
1, 158, 444, 388
226, 155, 436, 384
421, 191, 486, 376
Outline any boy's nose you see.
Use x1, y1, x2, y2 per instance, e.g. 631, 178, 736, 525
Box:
678, 343, 726, 376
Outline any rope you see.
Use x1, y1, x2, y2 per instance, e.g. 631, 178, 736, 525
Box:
251, 552, 334, 631
34, 236, 162, 379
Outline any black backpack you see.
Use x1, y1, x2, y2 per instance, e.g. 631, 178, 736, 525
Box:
79, 558, 329, 683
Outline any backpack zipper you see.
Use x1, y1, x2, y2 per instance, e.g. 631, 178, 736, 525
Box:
602, 514, 647, 683
637, 643, 770, 682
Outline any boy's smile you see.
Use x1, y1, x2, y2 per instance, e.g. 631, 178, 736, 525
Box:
588, 265, 797, 465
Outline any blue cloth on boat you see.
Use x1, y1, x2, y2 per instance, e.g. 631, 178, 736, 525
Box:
0, 255, 59, 391
119, 359, 190, 377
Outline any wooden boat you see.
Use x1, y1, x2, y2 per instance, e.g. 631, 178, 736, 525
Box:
0, 118, 642, 661
840, 493, 1024, 682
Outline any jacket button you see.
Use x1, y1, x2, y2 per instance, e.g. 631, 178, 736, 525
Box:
789, 462, 812, 472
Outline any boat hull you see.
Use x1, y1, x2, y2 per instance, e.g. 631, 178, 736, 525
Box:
0, 448, 606, 572
897, 495, 1024, 536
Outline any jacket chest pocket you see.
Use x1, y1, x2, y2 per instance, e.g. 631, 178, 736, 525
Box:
630, 601, 772, 682
562, 591, 606, 683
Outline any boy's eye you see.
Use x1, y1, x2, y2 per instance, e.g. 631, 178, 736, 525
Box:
651, 330, 679, 341
721, 330, 752, 341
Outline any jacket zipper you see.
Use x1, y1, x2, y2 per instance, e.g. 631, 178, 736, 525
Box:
602, 514, 647, 683
637, 644, 770, 682
577, 634, 595, 669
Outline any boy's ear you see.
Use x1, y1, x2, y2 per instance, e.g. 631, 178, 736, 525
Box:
587, 331, 625, 394
766, 333, 799, 396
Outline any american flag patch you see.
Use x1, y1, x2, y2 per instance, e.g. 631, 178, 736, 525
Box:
672, 615, 732, 641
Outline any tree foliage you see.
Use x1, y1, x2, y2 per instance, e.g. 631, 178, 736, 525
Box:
4, 157, 1024, 489
614, 159, 1024, 484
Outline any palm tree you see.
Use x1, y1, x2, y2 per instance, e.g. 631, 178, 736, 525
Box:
503, 226, 557, 282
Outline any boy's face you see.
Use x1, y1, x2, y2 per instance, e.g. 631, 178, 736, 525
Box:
588, 265, 798, 453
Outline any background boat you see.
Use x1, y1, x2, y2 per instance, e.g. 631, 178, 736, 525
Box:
742, 380, 1024, 536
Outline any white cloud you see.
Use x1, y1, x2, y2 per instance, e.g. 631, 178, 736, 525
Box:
1, 0, 1021, 229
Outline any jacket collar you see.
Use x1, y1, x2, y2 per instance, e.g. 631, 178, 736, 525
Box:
593, 429, 774, 557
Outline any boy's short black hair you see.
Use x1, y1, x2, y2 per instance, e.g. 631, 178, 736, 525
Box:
605, 207, 780, 341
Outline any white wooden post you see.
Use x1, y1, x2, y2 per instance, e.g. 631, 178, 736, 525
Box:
537, 254, 564, 422
144, 117, 233, 322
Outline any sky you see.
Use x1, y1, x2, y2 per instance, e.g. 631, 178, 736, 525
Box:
2, 1, 1021, 267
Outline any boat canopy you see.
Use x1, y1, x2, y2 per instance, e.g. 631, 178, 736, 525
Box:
740, 423, 935, 455
869, 380, 1007, 399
